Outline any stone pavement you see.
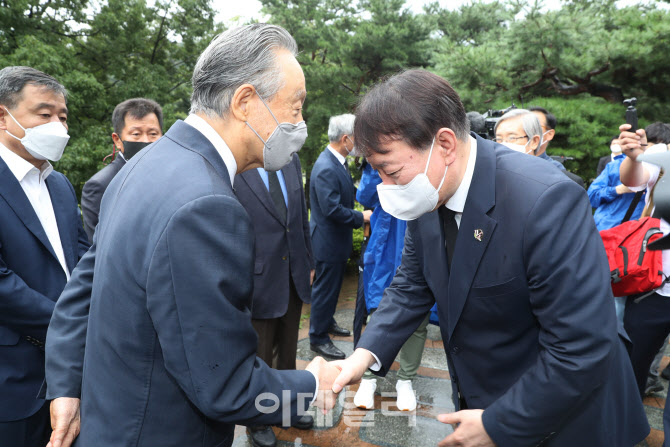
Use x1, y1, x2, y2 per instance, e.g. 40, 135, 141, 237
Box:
233, 272, 668, 447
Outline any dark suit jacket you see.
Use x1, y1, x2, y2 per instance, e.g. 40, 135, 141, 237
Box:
309, 147, 363, 263
44, 121, 315, 446
235, 155, 314, 319
358, 135, 649, 446
0, 158, 89, 421
80, 155, 126, 242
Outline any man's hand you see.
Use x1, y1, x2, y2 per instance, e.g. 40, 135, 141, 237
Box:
310, 269, 315, 286
305, 356, 341, 412
47, 397, 81, 447
619, 123, 648, 162
437, 410, 496, 447
615, 184, 633, 195
363, 210, 373, 223
330, 348, 376, 394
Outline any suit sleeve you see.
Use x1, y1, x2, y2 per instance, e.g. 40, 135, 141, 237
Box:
295, 157, 315, 270
146, 195, 316, 425
587, 165, 618, 208
44, 241, 96, 399
481, 181, 618, 446
356, 224, 436, 375
313, 166, 364, 229
0, 251, 55, 342
80, 179, 102, 243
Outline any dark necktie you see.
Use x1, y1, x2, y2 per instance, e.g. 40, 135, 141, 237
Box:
267, 171, 287, 224
439, 206, 458, 271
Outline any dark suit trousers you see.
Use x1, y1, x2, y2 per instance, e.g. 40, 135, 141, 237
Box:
251, 278, 303, 370
309, 260, 346, 344
0, 402, 50, 447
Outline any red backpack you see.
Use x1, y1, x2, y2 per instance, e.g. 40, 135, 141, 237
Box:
600, 216, 667, 297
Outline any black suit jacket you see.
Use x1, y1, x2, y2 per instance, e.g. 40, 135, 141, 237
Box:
596, 154, 612, 177
358, 135, 648, 446
81, 156, 126, 242
234, 154, 314, 319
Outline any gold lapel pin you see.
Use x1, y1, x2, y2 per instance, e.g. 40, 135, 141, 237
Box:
474, 229, 483, 241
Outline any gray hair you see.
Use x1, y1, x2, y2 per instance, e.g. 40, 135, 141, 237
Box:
328, 114, 355, 142
495, 109, 543, 140
190, 23, 298, 118
0, 66, 67, 109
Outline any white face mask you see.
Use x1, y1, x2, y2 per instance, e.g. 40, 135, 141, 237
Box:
503, 140, 533, 154
611, 143, 622, 154
376, 137, 448, 221
245, 91, 308, 172
4, 107, 70, 161
344, 135, 361, 157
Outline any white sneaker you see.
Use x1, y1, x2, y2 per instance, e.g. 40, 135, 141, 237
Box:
396, 379, 417, 411
354, 379, 377, 409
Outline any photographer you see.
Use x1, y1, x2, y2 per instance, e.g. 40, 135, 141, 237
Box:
619, 120, 670, 439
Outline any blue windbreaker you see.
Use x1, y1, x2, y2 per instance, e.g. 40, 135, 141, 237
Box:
356, 163, 439, 324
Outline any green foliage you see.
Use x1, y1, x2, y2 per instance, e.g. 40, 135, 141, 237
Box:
0, 0, 222, 197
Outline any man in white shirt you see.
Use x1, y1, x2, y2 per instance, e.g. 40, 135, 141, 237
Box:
0, 66, 89, 447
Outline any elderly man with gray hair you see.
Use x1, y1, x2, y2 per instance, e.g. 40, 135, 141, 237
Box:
43, 23, 341, 447
309, 114, 372, 360
495, 109, 584, 186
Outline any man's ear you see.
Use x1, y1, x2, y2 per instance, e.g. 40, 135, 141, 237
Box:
436, 127, 458, 164
231, 84, 256, 122
111, 133, 124, 152
530, 135, 542, 153
545, 128, 555, 142
0, 106, 8, 131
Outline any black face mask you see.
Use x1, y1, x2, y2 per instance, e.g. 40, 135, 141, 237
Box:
121, 141, 151, 160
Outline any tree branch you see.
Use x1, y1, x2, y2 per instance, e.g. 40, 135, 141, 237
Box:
151, 0, 174, 65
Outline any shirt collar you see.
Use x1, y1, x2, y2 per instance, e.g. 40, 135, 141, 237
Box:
184, 114, 238, 186
445, 135, 477, 214
0, 141, 52, 183
327, 145, 346, 165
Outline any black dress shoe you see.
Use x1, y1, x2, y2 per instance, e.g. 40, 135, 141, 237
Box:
329, 322, 351, 337
310, 341, 345, 359
246, 426, 277, 447
292, 414, 314, 430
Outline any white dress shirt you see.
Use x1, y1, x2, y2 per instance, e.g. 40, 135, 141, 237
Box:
184, 114, 238, 186
327, 145, 347, 166
368, 136, 477, 371
0, 142, 70, 280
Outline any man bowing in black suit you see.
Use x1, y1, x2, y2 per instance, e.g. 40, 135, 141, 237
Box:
235, 153, 316, 447
80, 98, 163, 242
330, 70, 649, 447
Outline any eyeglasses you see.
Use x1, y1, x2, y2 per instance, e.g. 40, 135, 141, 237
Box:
493, 135, 529, 144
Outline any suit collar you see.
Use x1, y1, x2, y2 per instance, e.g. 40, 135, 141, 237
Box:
164, 119, 233, 189
45, 175, 76, 272
327, 145, 346, 165
0, 157, 69, 270
445, 135, 477, 214
0, 141, 53, 183
183, 114, 237, 186
240, 167, 288, 225
444, 134, 498, 340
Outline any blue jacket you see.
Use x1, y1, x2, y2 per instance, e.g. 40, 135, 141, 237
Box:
357, 164, 439, 324
44, 121, 316, 446
0, 159, 89, 421
309, 147, 363, 262
358, 135, 648, 446
588, 154, 645, 231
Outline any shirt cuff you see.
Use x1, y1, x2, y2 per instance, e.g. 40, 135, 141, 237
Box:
308, 370, 319, 406
368, 351, 382, 372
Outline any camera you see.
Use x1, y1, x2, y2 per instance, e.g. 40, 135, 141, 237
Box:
623, 97, 638, 132
467, 104, 517, 140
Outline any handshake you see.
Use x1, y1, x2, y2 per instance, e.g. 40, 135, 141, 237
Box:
304, 348, 377, 411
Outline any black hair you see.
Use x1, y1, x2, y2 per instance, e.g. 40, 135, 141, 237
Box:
645, 122, 670, 145
0, 66, 67, 109
112, 98, 163, 136
528, 106, 557, 130
354, 70, 469, 155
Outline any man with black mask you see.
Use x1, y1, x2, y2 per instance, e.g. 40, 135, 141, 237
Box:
81, 98, 163, 241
